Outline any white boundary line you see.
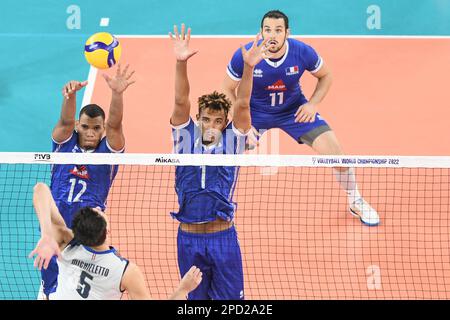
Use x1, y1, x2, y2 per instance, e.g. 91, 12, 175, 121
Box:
115, 34, 450, 39
81, 66, 98, 108
2, 152, 450, 168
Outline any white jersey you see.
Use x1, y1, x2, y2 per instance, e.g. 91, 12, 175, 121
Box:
49, 242, 129, 300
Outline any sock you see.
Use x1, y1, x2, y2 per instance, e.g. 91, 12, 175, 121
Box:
333, 167, 361, 205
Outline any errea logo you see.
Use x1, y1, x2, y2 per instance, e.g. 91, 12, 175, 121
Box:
253, 69, 263, 78
34, 153, 51, 162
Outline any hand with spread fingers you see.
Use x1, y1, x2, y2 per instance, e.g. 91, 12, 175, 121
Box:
103, 63, 136, 94
169, 23, 199, 62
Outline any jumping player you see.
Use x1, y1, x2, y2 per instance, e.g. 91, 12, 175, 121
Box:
169, 24, 271, 299
39, 64, 136, 299
222, 10, 380, 226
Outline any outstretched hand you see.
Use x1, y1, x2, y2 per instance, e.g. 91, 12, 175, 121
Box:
103, 63, 136, 94
240, 34, 272, 67
179, 265, 203, 294
28, 235, 62, 270
62, 80, 88, 99
169, 23, 199, 61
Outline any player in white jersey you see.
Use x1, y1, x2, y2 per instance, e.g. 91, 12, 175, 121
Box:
29, 182, 202, 300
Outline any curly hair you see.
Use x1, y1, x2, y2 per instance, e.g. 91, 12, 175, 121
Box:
198, 91, 231, 118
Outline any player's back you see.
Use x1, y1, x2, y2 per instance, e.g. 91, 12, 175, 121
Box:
50, 242, 128, 300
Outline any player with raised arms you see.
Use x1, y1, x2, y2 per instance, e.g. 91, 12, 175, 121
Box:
38, 64, 136, 299
222, 10, 379, 226
29, 182, 202, 300
169, 24, 271, 299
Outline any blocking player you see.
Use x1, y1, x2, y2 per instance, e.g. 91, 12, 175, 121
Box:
29, 182, 202, 300
222, 10, 380, 226
169, 24, 270, 299
39, 64, 136, 299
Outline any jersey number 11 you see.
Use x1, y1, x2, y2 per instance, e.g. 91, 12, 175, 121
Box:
270, 92, 284, 106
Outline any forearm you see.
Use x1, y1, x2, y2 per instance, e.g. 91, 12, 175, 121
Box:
33, 184, 55, 237
58, 97, 76, 127
235, 63, 253, 105
107, 92, 124, 129
175, 61, 190, 105
309, 74, 332, 105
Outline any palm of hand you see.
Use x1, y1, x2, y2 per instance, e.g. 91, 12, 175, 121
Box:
107, 76, 128, 93
174, 42, 194, 61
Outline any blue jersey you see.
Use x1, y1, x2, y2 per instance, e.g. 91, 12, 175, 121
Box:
227, 38, 323, 114
50, 132, 123, 227
170, 118, 247, 223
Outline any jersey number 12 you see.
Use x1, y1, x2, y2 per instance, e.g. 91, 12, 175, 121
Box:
68, 178, 87, 203
270, 92, 284, 106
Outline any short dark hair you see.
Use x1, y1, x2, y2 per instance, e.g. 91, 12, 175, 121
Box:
79, 104, 105, 120
198, 91, 231, 119
261, 10, 289, 29
72, 207, 107, 247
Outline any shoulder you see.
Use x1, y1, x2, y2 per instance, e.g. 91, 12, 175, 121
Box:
288, 38, 311, 52
52, 131, 78, 151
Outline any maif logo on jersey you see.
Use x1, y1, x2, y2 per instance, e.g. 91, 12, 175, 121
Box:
266, 79, 286, 91
285, 65, 299, 76
70, 165, 90, 179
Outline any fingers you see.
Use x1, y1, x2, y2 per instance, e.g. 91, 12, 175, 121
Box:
296, 111, 311, 123
126, 70, 135, 80
122, 64, 129, 75
28, 249, 36, 259
80, 80, 88, 88
116, 63, 122, 77
102, 73, 111, 82
127, 80, 136, 87
174, 25, 180, 39
252, 33, 261, 48
186, 27, 191, 42
181, 23, 186, 40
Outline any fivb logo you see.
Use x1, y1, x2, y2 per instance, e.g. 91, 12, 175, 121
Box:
34, 153, 51, 162
154, 157, 180, 164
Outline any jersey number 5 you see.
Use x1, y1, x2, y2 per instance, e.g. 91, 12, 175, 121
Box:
68, 178, 87, 203
77, 271, 93, 299
270, 92, 284, 106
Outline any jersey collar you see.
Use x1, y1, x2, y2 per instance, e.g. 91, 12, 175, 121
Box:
264, 39, 289, 68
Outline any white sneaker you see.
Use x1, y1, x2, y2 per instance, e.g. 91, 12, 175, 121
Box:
349, 198, 380, 226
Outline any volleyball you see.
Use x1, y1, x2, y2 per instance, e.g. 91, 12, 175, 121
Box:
84, 32, 122, 69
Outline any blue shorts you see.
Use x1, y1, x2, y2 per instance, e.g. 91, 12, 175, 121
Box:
177, 225, 244, 300
251, 106, 331, 145
41, 256, 58, 297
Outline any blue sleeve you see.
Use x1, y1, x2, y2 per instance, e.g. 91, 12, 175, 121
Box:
172, 118, 195, 154
301, 44, 323, 73
97, 137, 125, 154
52, 132, 77, 152
224, 122, 248, 155
226, 47, 244, 81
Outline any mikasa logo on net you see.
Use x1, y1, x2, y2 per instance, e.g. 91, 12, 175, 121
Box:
155, 157, 180, 164
34, 153, 51, 161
